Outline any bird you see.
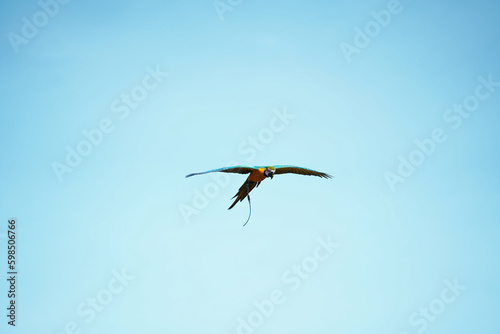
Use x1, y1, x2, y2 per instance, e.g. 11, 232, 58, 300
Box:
186, 165, 332, 226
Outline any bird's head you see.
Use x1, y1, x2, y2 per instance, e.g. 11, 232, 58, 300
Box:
264, 166, 276, 179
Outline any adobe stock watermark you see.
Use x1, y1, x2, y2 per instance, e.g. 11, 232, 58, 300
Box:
48, 268, 134, 334
7, 0, 72, 54
397, 278, 466, 334
213, 0, 244, 21
339, 0, 417, 64
51, 64, 168, 183
223, 235, 339, 334
385, 74, 499, 191
179, 107, 295, 224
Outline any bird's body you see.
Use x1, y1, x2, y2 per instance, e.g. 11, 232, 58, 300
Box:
248, 168, 268, 182
186, 165, 332, 225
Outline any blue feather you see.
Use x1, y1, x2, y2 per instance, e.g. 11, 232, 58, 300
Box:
185, 165, 256, 178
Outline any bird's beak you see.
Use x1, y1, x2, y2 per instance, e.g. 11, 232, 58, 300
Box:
270, 174, 274, 179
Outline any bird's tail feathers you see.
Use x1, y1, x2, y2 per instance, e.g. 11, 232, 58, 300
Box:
228, 180, 258, 210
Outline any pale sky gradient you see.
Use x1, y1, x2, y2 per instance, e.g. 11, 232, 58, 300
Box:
1, 1, 499, 333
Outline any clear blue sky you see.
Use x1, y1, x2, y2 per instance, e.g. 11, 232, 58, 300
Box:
1, 0, 499, 333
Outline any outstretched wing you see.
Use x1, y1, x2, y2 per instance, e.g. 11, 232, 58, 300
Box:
273, 165, 332, 179
186, 166, 257, 178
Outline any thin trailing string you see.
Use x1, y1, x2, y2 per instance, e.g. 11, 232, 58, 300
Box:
243, 194, 252, 227
243, 183, 252, 227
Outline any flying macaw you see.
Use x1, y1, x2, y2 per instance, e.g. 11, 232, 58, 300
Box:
186, 165, 332, 226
